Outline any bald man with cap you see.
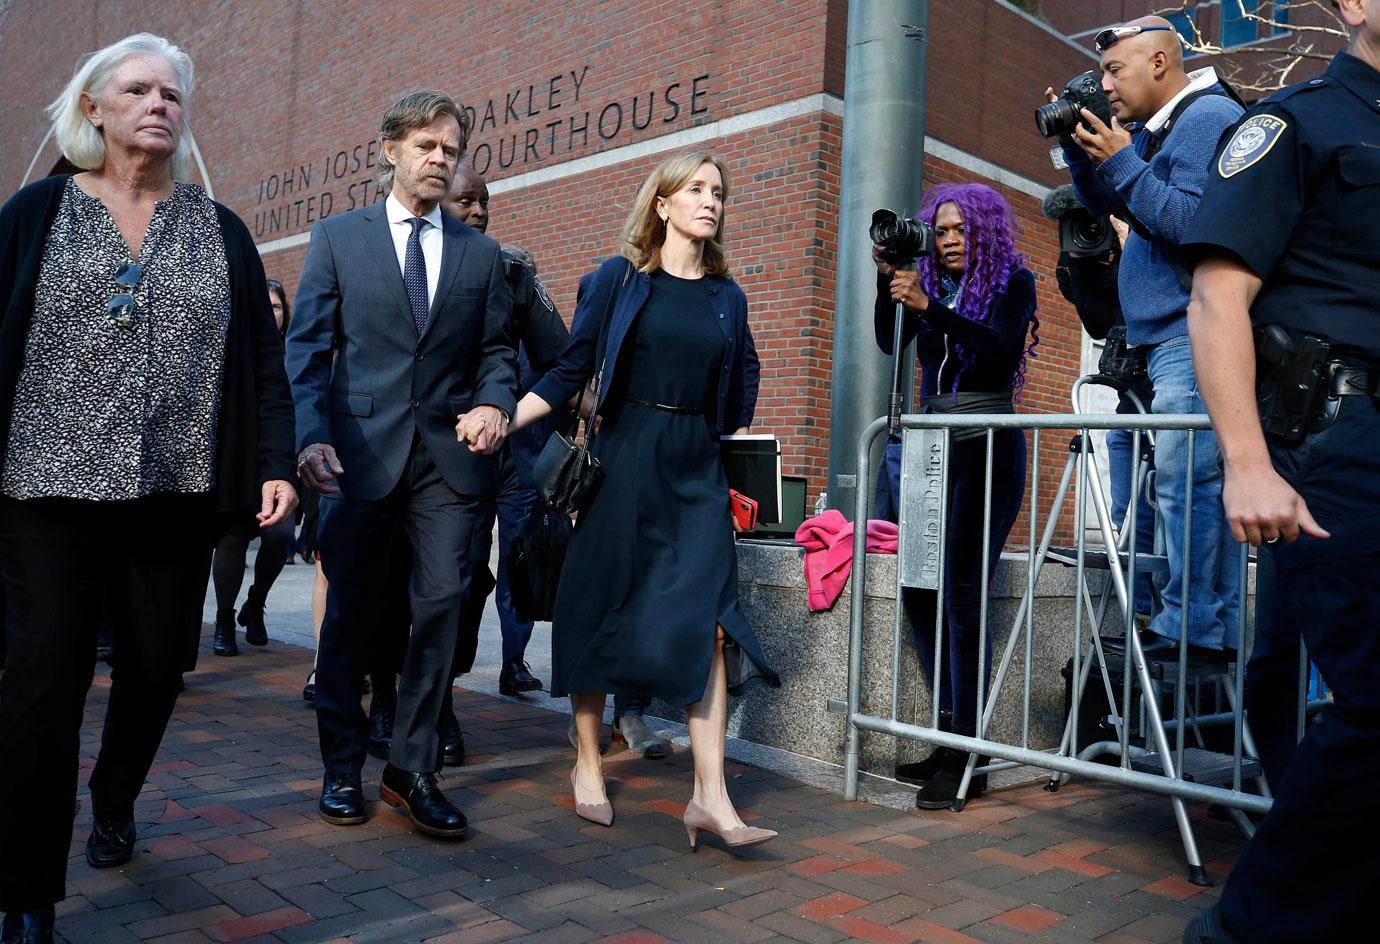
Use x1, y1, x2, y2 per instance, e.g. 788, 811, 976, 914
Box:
1047, 17, 1246, 660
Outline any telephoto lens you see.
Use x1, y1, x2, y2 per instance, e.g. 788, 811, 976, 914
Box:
870, 209, 935, 260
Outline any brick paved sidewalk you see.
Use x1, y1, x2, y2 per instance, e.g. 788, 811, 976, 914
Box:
51, 639, 1245, 944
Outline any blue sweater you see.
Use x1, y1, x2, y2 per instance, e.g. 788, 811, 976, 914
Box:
1065, 92, 1242, 347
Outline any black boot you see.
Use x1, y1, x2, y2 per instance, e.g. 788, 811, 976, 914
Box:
212, 608, 238, 657
1, 905, 55, 944
368, 686, 397, 761
238, 585, 268, 646
915, 751, 988, 810
441, 707, 466, 768
895, 711, 953, 785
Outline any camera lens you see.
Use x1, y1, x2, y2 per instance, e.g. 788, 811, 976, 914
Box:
1034, 99, 1078, 138
1071, 216, 1108, 252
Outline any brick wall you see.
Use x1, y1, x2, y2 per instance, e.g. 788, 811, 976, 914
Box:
0, 1, 1104, 545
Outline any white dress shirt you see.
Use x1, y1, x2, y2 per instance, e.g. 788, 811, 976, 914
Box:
1143, 67, 1220, 133
384, 192, 444, 309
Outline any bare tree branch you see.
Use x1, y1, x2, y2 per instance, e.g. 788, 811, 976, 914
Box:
1152, 0, 1347, 92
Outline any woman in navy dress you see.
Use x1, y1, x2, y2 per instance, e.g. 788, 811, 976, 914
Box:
510, 151, 779, 849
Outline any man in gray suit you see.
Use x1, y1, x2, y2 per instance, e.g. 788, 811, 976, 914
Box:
286, 90, 517, 838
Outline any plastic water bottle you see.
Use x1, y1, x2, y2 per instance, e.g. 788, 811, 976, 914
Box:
814, 491, 828, 517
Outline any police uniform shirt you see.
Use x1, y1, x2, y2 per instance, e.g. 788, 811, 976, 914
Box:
499, 248, 571, 483
1180, 52, 1380, 361
500, 247, 569, 373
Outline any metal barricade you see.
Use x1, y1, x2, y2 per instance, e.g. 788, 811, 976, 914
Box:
841, 393, 1317, 886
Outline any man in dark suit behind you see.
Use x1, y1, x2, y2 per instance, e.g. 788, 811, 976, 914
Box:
286, 90, 517, 838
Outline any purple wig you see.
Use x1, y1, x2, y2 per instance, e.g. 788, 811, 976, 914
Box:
914, 183, 1040, 395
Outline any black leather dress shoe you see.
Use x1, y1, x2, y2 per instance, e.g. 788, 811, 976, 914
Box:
498, 658, 543, 695
1, 905, 55, 944
442, 711, 466, 767
319, 772, 367, 826
379, 764, 467, 838
85, 809, 135, 868
368, 696, 395, 761
302, 671, 316, 704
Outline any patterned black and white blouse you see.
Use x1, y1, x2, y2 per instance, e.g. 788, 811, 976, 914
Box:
0, 178, 231, 501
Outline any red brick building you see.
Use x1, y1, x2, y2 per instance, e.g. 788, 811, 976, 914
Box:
0, 1, 1119, 510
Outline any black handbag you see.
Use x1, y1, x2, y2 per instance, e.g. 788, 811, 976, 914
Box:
530, 349, 608, 517
508, 260, 628, 619
507, 500, 574, 622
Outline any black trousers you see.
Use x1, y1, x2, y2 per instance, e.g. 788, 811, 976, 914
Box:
0, 493, 213, 911
315, 437, 485, 776
1221, 395, 1380, 942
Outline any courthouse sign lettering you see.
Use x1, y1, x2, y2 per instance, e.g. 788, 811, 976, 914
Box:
252, 67, 712, 240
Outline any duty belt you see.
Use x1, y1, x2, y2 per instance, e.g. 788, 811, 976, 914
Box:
1327, 362, 1378, 398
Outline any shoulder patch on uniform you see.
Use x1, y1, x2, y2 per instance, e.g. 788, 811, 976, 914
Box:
1218, 114, 1289, 178
532, 274, 555, 312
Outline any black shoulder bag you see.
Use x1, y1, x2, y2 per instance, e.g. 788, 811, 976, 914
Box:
507, 263, 624, 621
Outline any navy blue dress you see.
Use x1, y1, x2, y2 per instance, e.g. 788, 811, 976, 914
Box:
550, 270, 779, 705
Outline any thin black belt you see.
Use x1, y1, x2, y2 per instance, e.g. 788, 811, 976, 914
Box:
626, 397, 704, 415
1328, 362, 1378, 397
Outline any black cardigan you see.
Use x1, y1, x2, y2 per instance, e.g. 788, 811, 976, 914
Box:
0, 175, 297, 513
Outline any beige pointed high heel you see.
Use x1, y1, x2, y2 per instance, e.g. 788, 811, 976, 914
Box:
570, 769, 613, 827
683, 800, 777, 851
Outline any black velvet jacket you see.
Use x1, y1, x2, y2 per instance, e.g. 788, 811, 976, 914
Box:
0, 175, 297, 513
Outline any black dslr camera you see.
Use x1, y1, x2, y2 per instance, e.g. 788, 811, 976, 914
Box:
1035, 71, 1113, 139
870, 209, 934, 261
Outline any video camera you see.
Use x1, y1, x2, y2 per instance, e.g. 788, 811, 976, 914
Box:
1042, 184, 1114, 255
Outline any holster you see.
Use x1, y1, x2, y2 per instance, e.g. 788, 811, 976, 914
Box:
1254, 325, 1330, 446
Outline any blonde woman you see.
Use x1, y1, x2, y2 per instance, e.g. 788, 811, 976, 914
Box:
508, 152, 779, 848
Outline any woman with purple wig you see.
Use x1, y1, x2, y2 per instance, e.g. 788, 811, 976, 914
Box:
872, 181, 1039, 809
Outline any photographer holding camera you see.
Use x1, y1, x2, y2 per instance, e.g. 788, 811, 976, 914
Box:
1042, 16, 1244, 655
1044, 189, 1153, 619
872, 183, 1039, 809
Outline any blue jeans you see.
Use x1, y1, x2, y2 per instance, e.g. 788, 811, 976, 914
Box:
1145, 335, 1241, 649
1107, 395, 1156, 616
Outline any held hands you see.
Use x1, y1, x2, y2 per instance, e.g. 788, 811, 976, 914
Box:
258, 479, 299, 528
1223, 461, 1330, 547
297, 443, 344, 495
455, 405, 509, 455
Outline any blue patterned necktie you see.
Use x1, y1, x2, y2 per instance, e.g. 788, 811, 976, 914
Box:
404, 216, 429, 333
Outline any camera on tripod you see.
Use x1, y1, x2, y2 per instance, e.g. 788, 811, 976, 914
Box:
1035, 70, 1113, 139
870, 209, 934, 262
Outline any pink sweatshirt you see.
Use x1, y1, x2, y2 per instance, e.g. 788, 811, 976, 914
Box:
794, 510, 899, 612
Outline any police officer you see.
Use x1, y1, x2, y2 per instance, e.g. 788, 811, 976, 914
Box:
442, 164, 570, 701
1180, 1, 1380, 940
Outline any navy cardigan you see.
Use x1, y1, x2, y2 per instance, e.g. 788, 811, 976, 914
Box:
0, 175, 297, 513
530, 256, 759, 432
